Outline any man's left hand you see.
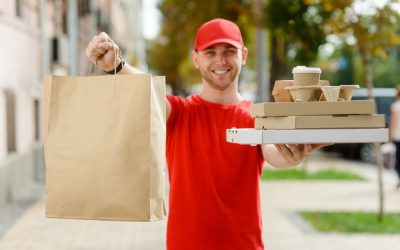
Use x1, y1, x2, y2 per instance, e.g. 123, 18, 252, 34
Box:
275, 143, 332, 165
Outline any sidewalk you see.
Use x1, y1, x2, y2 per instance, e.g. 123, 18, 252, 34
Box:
262, 151, 400, 250
0, 151, 399, 249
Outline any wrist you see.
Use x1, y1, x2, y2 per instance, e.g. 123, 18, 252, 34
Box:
104, 57, 125, 74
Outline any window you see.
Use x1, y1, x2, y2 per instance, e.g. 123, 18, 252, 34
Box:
51, 37, 59, 63
4, 89, 17, 153
16, 0, 22, 17
34, 99, 40, 141
79, 0, 91, 16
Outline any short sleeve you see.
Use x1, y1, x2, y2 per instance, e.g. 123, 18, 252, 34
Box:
167, 95, 185, 131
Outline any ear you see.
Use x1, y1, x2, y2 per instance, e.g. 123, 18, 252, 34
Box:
241, 47, 248, 65
192, 50, 200, 69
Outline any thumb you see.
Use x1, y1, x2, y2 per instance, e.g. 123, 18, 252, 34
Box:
312, 143, 333, 150
97, 41, 116, 52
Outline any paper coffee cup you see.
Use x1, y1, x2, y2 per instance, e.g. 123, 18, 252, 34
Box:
286, 86, 319, 102
320, 86, 341, 102
339, 85, 360, 101
292, 66, 321, 86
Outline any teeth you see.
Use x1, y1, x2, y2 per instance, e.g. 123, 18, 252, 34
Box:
213, 69, 229, 75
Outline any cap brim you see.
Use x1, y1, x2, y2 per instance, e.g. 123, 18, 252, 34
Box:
197, 38, 243, 51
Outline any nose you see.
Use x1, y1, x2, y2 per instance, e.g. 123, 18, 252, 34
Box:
217, 54, 227, 64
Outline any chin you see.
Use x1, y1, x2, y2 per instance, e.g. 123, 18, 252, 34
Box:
211, 82, 233, 91
202, 74, 236, 91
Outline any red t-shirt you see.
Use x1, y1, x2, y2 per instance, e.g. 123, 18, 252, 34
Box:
166, 94, 265, 250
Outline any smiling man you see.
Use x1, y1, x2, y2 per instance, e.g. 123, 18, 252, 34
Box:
86, 18, 326, 250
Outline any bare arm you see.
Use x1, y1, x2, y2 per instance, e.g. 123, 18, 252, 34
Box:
261, 144, 329, 168
85, 32, 171, 119
389, 109, 397, 142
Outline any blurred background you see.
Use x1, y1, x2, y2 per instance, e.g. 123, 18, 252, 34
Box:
0, 0, 399, 249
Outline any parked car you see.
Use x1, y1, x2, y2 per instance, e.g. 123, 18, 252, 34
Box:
322, 88, 396, 164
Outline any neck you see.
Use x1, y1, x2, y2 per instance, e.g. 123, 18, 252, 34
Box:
199, 79, 243, 104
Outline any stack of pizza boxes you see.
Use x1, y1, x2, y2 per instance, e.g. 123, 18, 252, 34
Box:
250, 66, 385, 131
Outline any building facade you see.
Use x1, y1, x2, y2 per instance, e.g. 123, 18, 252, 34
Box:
0, 0, 146, 208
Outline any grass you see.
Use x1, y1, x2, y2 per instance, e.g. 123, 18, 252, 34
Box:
261, 168, 365, 181
300, 211, 400, 234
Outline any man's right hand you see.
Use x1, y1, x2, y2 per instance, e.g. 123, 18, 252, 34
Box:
85, 32, 171, 118
85, 32, 121, 72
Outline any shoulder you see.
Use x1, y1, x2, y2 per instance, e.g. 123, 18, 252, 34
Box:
239, 99, 253, 108
167, 94, 199, 120
167, 95, 185, 105
235, 99, 253, 113
391, 100, 400, 110
167, 94, 199, 108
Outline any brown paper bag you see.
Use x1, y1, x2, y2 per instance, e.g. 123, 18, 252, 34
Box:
44, 74, 166, 221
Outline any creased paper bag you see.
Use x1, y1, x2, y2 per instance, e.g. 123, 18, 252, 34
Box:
44, 74, 166, 221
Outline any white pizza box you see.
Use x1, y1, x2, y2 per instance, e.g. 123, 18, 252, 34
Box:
226, 128, 388, 145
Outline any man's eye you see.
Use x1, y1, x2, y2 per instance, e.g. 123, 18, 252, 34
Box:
205, 51, 214, 56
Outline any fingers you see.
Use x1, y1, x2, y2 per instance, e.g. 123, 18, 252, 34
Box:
275, 143, 334, 166
98, 31, 112, 42
96, 32, 115, 53
310, 143, 333, 151
93, 42, 114, 57
303, 144, 312, 155
287, 144, 305, 162
85, 32, 116, 62
275, 144, 296, 162
86, 39, 100, 62
275, 144, 287, 158
98, 41, 115, 52
300, 143, 331, 155
275, 144, 311, 164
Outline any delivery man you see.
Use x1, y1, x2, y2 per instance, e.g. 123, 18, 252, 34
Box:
85, 18, 327, 250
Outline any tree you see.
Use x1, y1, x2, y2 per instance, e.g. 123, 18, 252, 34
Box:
323, 0, 400, 92
324, 0, 400, 221
263, 0, 339, 91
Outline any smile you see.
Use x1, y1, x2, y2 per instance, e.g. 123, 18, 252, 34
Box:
212, 69, 231, 75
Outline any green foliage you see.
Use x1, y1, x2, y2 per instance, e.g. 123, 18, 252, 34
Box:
323, 0, 400, 89
350, 52, 400, 87
300, 211, 400, 234
265, 0, 328, 64
263, 0, 350, 87
150, 0, 400, 93
372, 56, 400, 87
325, 1, 400, 60
261, 168, 364, 181
317, 48, 358, 86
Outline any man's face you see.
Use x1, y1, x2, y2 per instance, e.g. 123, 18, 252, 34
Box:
192, 43, 248, 91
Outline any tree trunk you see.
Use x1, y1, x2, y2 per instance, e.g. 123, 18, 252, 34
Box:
374, 143, 385, 222
361, 50, 374, 98
269, 36, 288, 98
361, 49, 385, 222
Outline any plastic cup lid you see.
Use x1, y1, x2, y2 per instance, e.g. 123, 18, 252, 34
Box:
292, 66, 321, 74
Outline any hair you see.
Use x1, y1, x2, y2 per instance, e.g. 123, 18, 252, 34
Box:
397, 85, 400, 99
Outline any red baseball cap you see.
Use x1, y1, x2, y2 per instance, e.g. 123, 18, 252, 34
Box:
194, 18, 244, 51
